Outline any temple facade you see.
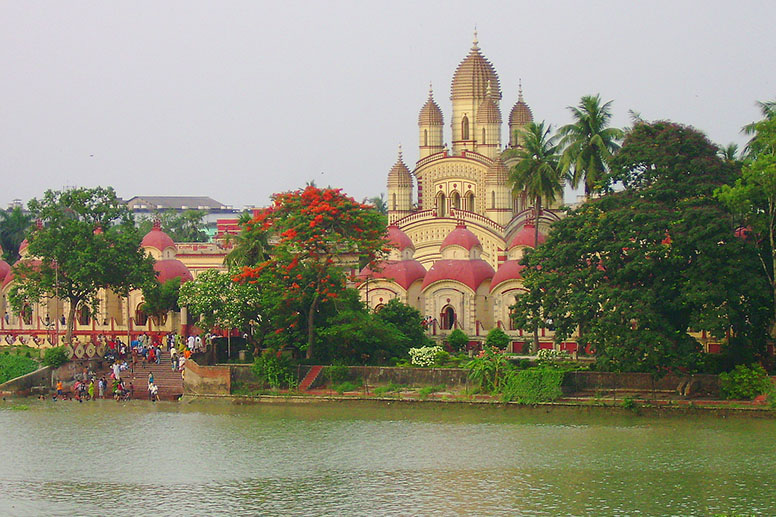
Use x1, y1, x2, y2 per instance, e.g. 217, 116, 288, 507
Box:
358, 34, 566, 351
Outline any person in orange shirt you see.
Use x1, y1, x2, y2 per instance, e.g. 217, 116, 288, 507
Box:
184, 349, 191, 359
56, 381, 63, 398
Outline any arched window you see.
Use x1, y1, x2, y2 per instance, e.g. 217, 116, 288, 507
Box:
374, 304, 385, 313
491, 191, 496, 209
392, 193, 397, 211
481, 128, 486, 144
465, 192, 475, 211
423, 129, 428, 146
436, 193, 446, 217
440, 306, 456, 330
461, 115, 469, 140
450, 192, 461, 210
135, 304, 148, 326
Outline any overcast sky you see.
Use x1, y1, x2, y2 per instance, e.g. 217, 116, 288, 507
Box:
2, 1, 774, 210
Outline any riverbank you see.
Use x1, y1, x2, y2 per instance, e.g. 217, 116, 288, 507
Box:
177, 391, 776, 418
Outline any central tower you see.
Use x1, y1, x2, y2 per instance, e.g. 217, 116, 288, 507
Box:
450, 31, 501, 155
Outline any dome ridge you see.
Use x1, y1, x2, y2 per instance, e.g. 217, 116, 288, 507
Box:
476, 80, 502, 124
451, 35, 501, 101
509, 81, 533, 126
387, 144, 412, 188
418, 83, 444, 126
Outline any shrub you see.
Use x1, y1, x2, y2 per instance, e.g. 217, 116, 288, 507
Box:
324, 364, 349, 384
251, 349, 297, 389
373, 382, 408, 396
719, 364, 773, 400
464, 346, 512, 393
43, 346, 69, 368
447, 329, 469, 351
409, 346, 443, 367
417, 384, 446, 399
501, 368, 564, 404
333, 379, 362, 394
0, 354, 39, 384
485, 327, 510, 349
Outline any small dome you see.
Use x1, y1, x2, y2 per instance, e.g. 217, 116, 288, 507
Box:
441, 224, 481, 251
359, 260, 426, 291
3, 259, 41, 288
476, 82, 501, 124
509, 86, 533, 126
387, 147, 412, 188
153, 259, 193, 284
490, 261, 525, 292
485, 158, 509, 184
0, 259, 10, 284
141, 220, 177, 252
387, 225, 414, 252
509, 223, 545, 248
418, 86, 444, 126
451, 34, 501, 101
422, 259, 494, 291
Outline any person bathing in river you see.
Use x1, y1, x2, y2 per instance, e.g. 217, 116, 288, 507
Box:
88, 380, 95, 401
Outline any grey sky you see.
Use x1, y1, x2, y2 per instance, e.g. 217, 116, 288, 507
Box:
1, 1, 774, 209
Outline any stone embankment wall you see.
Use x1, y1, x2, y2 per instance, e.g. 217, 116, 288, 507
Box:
297, 365, 470, 389
562, 372, 721, 398
184, 360, 232, 395
0, 366, 52, 395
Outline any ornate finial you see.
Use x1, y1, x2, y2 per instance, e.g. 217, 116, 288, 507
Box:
486, 79, 492, 98
152, 218, 161, 231
397, 143, 403, 161
473, 26, 478, 49
428, 81, 433, 98
518, 79, 524, 102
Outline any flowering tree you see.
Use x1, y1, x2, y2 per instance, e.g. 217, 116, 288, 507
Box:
235, 185, 389, 359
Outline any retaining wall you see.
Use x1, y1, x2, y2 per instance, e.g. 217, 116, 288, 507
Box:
0, 366, 52, 395
562, 372, 721, 398
184, 360, 231, 395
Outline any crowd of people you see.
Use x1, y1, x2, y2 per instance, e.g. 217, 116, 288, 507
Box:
51, 332, 212, 403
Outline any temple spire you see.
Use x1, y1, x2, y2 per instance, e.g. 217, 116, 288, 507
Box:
472, 26, 478, 49
518, 79, 524, 102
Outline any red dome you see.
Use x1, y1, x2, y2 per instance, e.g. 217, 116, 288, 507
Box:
153, 259, 193, 283
441, 224, 481, 251
2, 259, 42, 288
490, 261, 524, 291
0, 259, 10, 284
387, 225, 414, 252
142, 221, 176, 252
422, 259, 494, 291
359, 260, 426, 290
509, 224, 545, 248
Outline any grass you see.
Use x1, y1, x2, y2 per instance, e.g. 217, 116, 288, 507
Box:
373, 382, 409, 396
332, 379, 363, 394
417, 384, 446, 399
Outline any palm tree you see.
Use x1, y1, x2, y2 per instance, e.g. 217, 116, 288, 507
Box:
558, 94, 623, 197
224, 211, 270, 268
510, 121, 563, 354
364, 194, 388, 216
742, 100, 776, 157
718, 143, 740, 163
0, 206, 33, 262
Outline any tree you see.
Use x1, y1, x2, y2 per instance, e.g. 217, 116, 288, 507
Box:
509, 121, 563, 352
558, 94, 624, 198
223, 211, 270, 268
718, 143, 741, 164
8, 187, 155, 343
513, 121, 770, 372
716, 115, 776, 334
0, 206, 33, 263
235, 185, 389, 360
364, 193, 388, 216
137, 209, 209, 242
141, 278, 181, 325
447, 329, 469, 351
373, 299, 432, 348
743, 100, 776, 156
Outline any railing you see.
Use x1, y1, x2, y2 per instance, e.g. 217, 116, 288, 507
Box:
414, 151, 448, 170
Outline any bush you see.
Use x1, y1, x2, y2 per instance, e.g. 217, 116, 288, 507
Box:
485, 327, 510, 349
501, 368, 564, 404
0, 354, 39, 384
43, 346, 69, 368
464, 346, 512, 393
418, 384, 446, 399
409, 346, 443, 367
251, 349, 297, 389
332, 379, 362, 394
447, 329, 469, 351
324, 364, 349, 384
719, 364, 773, 400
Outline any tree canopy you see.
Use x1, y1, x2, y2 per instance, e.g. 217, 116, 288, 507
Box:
0, 207, 33, 263
9, 187, 155, 343
512, 121, 770, 372
234, 185, 389, 359
137, 209, 209, 242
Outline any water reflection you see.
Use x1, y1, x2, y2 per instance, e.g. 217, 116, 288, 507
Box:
0, 399, 774, 516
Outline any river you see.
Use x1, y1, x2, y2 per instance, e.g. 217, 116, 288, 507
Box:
0, 398, 774, 516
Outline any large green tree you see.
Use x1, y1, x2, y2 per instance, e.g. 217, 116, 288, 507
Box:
9, 187, 155, 343
235, 185, 389, 360
509, 121, 563, 352
223, 210, 270, 268
137, 209, 209, 242
140, 278, 181, 325
716, 113, 776, 333
558, 94, 624, 197
513, 121, 770, 372
0, 206, 33, 263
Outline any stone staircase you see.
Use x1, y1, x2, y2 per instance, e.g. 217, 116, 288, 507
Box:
119, 350, 184, 401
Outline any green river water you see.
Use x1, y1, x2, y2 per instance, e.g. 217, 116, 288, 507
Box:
0, 398, 774, 516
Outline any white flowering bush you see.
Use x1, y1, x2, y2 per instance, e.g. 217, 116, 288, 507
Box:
409, 346, 443, 367
536, 348, 569, 361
